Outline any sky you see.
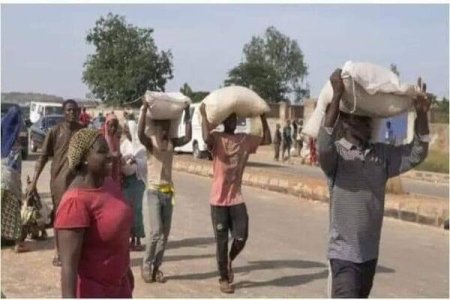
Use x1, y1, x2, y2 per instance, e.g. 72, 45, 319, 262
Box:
1, 4, 449, 100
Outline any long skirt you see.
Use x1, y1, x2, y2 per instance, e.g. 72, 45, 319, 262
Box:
122, 174, 146, 238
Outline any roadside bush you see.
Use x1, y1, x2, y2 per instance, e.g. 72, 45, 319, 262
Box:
415, 150, 449, 174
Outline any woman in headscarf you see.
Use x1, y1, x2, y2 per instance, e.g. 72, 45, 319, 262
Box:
121, 120, 147, 251
102, 113, 122, 184
55, 128, 134, 298
1, 105, 28, 253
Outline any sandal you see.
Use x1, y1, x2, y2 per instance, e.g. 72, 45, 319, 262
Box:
152, 269, 167, 283
14, 243, 30, 253
52, 256, 62, 267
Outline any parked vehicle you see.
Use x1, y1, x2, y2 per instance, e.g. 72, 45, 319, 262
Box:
29, 114, 64, 152
29, 101, 63, 124
174, 103, 253, 159
1, 102, 30, 160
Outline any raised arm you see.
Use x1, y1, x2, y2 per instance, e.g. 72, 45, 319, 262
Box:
138, 101, 153, 152
28, 128, 54, 193
260, 114, 272, 145
173, 105, 192, 147
58, 228, 85, 298
385, 79, 430, 178
200, 103, 214, 149
318, 69, 344, 177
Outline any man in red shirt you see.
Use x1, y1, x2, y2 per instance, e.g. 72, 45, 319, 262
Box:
200, 104, 271, 294
79, 107, 91, 128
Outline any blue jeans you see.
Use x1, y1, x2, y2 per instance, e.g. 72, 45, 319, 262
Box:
142, 189, 173, 270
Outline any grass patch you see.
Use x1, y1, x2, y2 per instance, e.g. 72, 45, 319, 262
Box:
415, 150, 449, 174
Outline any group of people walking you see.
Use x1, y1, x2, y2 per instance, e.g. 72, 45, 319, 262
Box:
1, 69, 431, 298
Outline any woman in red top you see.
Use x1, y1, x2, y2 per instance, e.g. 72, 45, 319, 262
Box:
55, 128, 134, 298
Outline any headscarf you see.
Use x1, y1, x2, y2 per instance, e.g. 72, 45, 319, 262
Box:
120, 120, 147, 182
1, 105, 22, 158
68, 128, 101, 171
103, 113, 120, 152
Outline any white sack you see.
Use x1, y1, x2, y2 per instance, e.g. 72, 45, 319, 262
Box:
141, 91, 190, 138
302, 61, 420, 139
201, 86, 270, 126
144, 91, 191, 120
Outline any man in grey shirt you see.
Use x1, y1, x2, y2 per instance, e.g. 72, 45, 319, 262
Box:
318, 69, 430, 298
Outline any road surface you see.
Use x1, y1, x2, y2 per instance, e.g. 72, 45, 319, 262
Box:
1, 159, 448, 298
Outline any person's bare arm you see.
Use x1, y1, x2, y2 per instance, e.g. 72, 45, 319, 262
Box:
200, 103, 214, 149
58, 228, 85, 298
173, 105, 192, 147
260, 114, 272, 145
137, 102, 153, 152
28, 128, 54, 192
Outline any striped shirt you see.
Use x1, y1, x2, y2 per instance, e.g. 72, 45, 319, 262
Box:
318, 126, 429, 263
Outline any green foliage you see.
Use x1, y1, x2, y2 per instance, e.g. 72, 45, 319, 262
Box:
225, 26, 309, 103
415, 150, 449, 173
390, 63, 400, 77
82, 13, 173, 107
179, 83, 209, 103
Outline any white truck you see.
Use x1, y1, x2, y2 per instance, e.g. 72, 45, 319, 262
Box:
29, 101, 63, 124
174, 103, 258, 159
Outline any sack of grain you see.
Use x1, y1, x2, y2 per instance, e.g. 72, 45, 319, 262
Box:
201, 86, 270, 126
144, 91, 191, 120
302, 61, 420, 139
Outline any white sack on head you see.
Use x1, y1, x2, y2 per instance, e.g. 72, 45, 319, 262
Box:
141, 91, 191, 138
144, 91, 191, 120
200, 86, 270, 126
302, 61, 420, 139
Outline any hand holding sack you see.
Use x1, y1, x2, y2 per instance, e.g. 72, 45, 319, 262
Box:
302, 61, 422, 139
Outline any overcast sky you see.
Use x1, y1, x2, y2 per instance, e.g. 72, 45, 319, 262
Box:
1, 4, 448, 100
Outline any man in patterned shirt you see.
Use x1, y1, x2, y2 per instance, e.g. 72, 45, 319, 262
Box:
318, 69, 430, 298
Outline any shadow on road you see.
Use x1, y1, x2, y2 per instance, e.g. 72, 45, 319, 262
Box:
247, 161, 284, 169
235, 269, 329, 289
166, 258, 395, 290
167, 237, 216, 250
166, 259, 326, 282
130, 253, 215, 267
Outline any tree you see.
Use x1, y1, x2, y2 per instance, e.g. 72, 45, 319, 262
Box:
179, 83, 209, 103
82, 13, 173, 106
225, 26, 309, 103
390, 63, 400, 77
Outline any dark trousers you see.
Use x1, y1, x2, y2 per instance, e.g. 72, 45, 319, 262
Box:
330, 258, 378, 298
211, 203, 249, 281
274, 143, 281, 160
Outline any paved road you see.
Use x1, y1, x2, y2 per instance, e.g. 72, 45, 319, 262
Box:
1, 160, 448, 298
246, 155, 449, 199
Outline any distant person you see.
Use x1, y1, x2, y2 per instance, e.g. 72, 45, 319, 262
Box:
138, 99, 192, 284
200, 103, 271, 294
102, 114, 122, 185
385, 121, 396, 145
273, 124, 282, 161
79, 107, 91, 128
282, 120, 292, 161
296, 119, 304, 156
318, 69, 430, 298
28, 99, 83, 266
121, 120, 147, 251
1, 105, 29, 253
56, 129, 134, 298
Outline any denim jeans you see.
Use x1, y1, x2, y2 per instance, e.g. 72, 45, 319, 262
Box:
142, 189, 173, 270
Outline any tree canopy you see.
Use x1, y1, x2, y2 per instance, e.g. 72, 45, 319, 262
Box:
224, 26, 309, 103
82, 13, 173, 106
